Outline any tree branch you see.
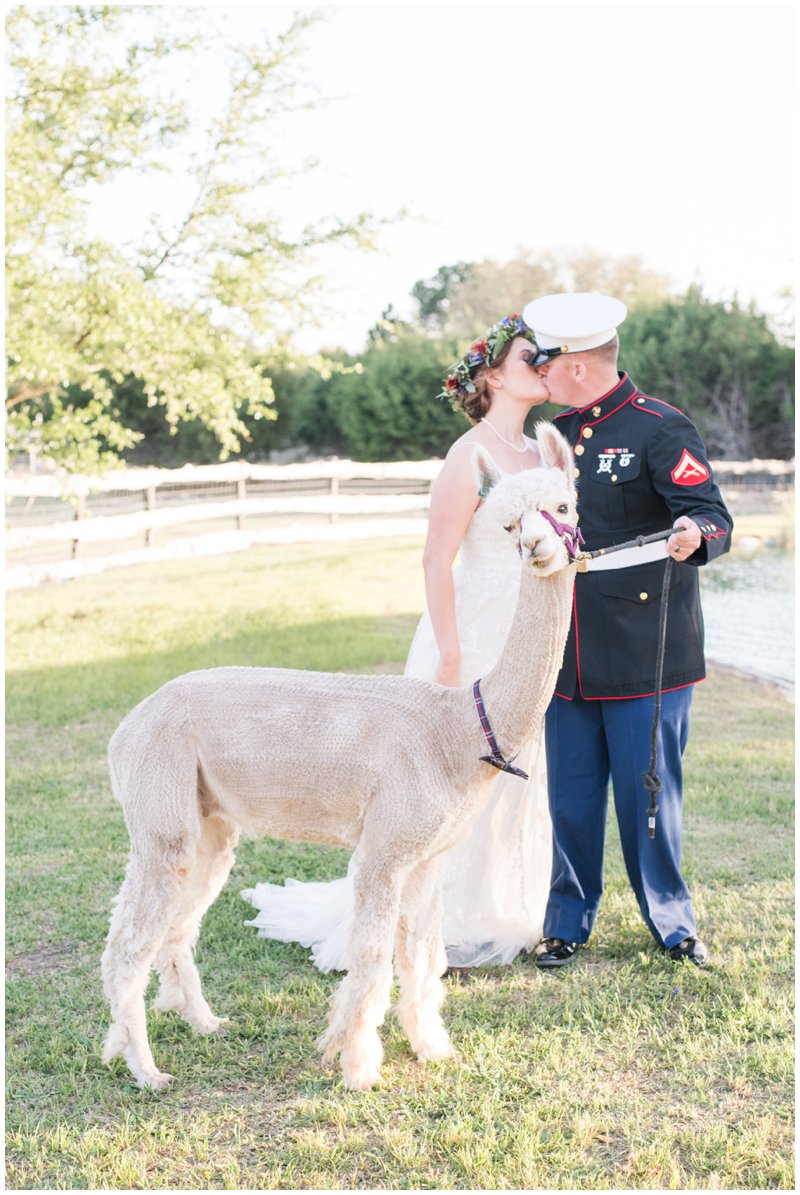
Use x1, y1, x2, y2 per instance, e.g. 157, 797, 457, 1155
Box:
6, 384, 63, 409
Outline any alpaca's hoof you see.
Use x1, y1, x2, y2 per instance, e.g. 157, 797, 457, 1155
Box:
318, 1029, 344, 1064
194, 1014, 230, 1036
342, 1066, 382, 1091
412, 1017, 455, 1062
339, 1036, 384, 1090
137, 1070, 173, 1092
415, 1034, 456, 1062
101, 1027, 128, 1065
101, 1041, 120, 1066
320, 1041, 341, 1065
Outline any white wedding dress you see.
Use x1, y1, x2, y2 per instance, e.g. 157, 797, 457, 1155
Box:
242, 465, 553, 970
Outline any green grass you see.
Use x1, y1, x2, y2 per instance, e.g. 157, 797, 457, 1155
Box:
5, 537, 795, 1190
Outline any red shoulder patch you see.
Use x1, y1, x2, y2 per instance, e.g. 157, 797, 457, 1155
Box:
671, 449, 710, 486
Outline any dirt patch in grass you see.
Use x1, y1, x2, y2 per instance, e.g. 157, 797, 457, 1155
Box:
6, 942, 79, 978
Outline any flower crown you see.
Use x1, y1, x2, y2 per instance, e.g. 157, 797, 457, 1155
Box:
438, 314, 538, 405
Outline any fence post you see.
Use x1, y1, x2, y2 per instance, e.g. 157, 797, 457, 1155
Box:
71, 494, 86, 559
329, 475, 339, 523
145, 487, 156, 547
237, 476, 246, 531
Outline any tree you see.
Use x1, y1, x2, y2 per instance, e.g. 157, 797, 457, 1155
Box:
417, 250, 671, 341
411, 262, 473, 334
244, 351, 360, 460
341, 334, 465, 460
620, 289, 794, 458
273, 334, 463, 462
366, 305, 412, 345
5, 6, 377, 473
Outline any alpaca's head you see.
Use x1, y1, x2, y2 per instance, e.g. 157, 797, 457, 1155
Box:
474, 422, 578, 577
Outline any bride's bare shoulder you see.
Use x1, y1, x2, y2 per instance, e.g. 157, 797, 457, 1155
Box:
445, 426, 483, 456
445, 424, 506, 463
441, 428, 505, 478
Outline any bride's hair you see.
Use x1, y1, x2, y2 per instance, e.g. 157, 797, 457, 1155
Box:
454, 338, 515, 424
438, 314, 536, 423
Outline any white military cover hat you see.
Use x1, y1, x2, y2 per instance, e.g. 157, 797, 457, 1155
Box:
522, 292, 627, 361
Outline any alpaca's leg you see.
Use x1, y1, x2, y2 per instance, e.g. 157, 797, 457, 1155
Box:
153, 814, 239, 1033
101, 841, 191, 1091
317, 856, 405, 1091
394, 856, 454, 1063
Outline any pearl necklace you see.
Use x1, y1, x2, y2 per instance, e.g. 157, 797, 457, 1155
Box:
482, 417, 529, 454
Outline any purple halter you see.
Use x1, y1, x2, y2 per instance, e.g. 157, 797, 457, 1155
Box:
539, 510, 585, 561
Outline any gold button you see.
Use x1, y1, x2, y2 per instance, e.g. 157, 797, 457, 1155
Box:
637, 397, 646, 404
582, 427, 593, 439
574, 444, 585, 456
639, 592, 648, 601
592, 406, 602, 417
574, 467, 580, 478
611, 474, 618, 482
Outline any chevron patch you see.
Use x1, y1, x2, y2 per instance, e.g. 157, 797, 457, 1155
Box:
671, 449, 710, 486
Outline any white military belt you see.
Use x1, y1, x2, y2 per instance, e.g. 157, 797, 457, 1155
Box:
581, 539, 669, 572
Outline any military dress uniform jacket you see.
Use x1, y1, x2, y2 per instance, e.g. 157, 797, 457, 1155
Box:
552, 373, 733, 700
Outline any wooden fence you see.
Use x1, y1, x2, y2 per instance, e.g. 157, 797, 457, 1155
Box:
4, 456, 794, 590
5, 460, 441, 589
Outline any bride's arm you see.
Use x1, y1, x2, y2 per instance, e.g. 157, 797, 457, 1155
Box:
422, 446, 481, 687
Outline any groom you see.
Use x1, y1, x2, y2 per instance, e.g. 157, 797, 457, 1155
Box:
521, 292, 733, 968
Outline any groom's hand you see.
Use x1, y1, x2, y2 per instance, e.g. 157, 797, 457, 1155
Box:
667, 516, 701, 560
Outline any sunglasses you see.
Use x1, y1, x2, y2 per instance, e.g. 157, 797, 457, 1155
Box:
522, 346, 565, 368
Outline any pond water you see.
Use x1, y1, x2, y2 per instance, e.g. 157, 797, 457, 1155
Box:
699, 551, 795, 699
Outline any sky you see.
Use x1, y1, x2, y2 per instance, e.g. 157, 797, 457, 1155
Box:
86, 1, 796, 352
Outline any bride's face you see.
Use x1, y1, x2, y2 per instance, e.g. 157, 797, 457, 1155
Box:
496, 337, 549, 405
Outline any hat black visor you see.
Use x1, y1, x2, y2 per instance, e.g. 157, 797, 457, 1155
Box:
523, 346, 564, 368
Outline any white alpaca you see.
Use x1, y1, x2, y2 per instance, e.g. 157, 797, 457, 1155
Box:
101, 423, 578, 1092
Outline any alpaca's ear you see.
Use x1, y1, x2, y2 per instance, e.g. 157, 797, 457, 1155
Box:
535, 422, 575, 487
472, 444, 502, 499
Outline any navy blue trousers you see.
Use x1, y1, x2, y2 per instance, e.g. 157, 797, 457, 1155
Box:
543, 687, 696, 949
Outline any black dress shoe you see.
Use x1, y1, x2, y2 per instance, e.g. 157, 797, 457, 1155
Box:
667, 936, 709, 967
533, 937, 580, 969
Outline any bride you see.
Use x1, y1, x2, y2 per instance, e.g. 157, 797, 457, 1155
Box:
242, 314, 553, 971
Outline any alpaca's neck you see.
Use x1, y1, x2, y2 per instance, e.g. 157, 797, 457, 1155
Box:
479, 563, 576, 755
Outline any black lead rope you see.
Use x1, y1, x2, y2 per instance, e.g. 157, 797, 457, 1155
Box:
581, 526, 675, 563
642, 555, 674, 839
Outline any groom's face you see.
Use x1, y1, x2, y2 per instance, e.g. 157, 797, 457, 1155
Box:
535, 355, 582, 407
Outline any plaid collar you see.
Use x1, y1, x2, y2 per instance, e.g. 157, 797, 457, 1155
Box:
472, 679, 529, 780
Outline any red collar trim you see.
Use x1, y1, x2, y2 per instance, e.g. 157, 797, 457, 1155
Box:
552, 373, 636, 421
